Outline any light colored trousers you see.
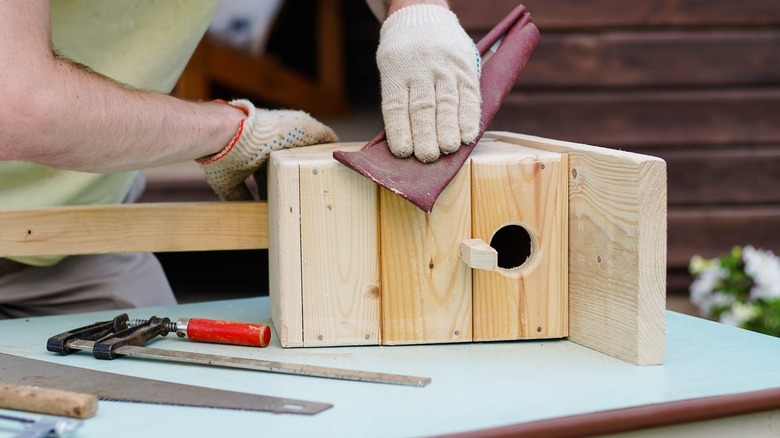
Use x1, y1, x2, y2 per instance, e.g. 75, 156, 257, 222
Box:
0, 175, 176, 319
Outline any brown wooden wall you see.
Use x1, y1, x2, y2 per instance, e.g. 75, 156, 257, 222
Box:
450, 0, 780, 294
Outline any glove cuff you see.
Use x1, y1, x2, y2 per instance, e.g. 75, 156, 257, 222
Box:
195, 99, 254, 165
380, 4, 460, 36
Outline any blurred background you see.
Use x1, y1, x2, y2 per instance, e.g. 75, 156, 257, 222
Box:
141, 0, 780, 316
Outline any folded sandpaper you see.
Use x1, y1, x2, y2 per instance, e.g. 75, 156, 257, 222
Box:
333, 5, 540, 213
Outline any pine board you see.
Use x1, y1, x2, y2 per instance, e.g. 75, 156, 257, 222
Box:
0, 202, 266, 257
470, 141, 568, 341
298, 152, 380, 347
380, 166, 473, 345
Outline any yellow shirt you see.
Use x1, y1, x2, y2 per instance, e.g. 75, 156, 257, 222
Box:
0, 0, 220, 266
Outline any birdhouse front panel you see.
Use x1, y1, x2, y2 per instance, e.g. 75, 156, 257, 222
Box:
269, 139, 568, 348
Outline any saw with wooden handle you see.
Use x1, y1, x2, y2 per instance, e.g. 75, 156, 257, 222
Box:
0, 352, 331, 415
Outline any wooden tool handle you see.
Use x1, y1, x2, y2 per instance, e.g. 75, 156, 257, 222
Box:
0, 382, 98, 418
186, 318, 271, 347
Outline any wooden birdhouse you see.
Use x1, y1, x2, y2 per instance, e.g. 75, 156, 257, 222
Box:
268, 131, 667, 366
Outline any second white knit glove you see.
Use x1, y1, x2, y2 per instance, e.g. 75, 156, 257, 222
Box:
198, 99, 338, 201
376, 4, 481, 163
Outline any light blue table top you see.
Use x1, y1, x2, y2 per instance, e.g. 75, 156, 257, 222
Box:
1, 297, 779, 437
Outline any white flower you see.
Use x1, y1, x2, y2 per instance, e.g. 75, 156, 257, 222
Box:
743, 246, 780, 300
689, 265, 730, 316
719, 302, 758, 327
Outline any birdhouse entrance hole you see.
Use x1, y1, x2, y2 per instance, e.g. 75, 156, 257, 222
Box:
489, 224, 533, 270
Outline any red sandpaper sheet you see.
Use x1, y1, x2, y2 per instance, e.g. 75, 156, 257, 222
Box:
333, 5, 540, 213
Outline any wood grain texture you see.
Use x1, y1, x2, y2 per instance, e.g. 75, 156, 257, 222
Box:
459, 239, 498, 271
0, 202, 267, 258
487, 132, 666, 365
268, 143, 380, 347
298, 148, 380, 347
268, 153, 303, 347
470, 141, 568, 341
380, 166, 473, 345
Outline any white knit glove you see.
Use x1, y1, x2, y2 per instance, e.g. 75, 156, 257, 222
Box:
376, 4, 481, 163
198, 99, 338, 200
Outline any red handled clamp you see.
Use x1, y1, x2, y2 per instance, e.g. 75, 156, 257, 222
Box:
47, 313, 270, 360
128, 317, 271, 348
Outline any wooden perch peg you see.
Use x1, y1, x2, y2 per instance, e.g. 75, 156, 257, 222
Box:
460, 239, 498, 271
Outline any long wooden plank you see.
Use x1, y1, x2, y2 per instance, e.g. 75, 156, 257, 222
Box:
452, 0, 780, 30
487, 132, 666, 365
470, 141, 568, 341
518, 31, 780, 88
380, 166, 473, 345
0, 202, 267, 258
495, 89, 780, 148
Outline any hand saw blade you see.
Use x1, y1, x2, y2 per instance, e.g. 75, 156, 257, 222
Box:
0, 352, 331, 415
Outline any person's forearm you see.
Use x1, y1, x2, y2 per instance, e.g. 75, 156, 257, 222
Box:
14, 58, 241, 172
0, 1, 241, 173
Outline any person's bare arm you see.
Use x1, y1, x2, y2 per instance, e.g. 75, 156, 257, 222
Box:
0, 1, 243, 172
